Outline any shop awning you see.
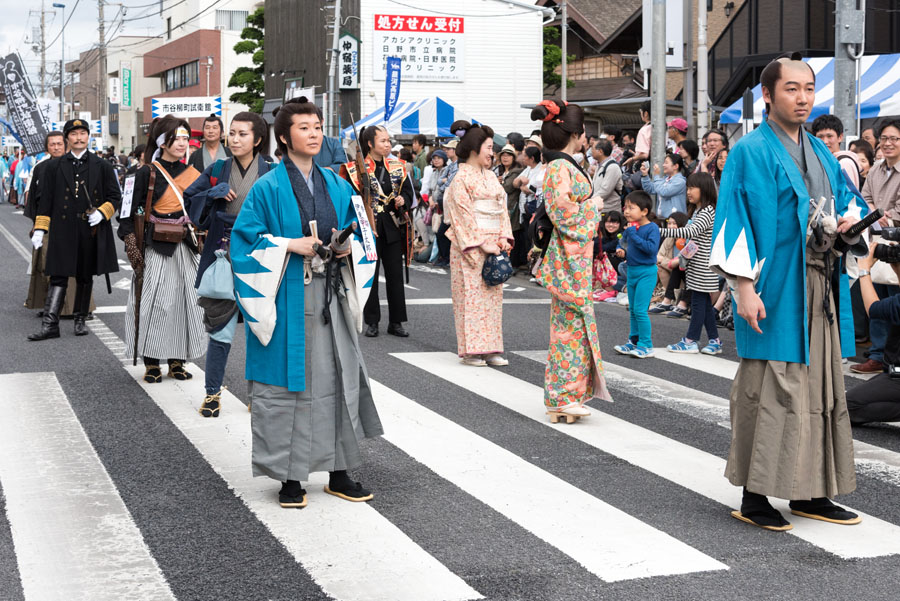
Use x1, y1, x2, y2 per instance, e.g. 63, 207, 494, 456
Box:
340, 97, 479, 139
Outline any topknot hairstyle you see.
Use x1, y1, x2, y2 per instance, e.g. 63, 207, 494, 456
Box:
530, 99, 585, 151
451, 120, 496, 162
272, 96, 323, 155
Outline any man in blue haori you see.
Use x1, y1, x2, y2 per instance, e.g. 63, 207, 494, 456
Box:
710, 53, 868, 532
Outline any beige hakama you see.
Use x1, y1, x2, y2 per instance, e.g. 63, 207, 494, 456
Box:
725, 252, 857, 500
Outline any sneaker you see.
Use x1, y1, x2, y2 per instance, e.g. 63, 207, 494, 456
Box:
485, 354, 509, 366
616, 292, 629, 306
603, 295, 618, 303
593, 290, 616, 302
614, 341, 637, 355
701, 339, 723, 355
850, 358, 884, 374
665, 306, 688, 319
667, 338, 699, 353
649, 303, 673, 314
629, 346, 656, 358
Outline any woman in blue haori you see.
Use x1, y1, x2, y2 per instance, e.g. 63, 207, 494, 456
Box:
230, 97, 383, 509
710, 54, 867, 532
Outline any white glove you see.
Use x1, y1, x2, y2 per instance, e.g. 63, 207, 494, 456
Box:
31, 230, 44, 249
88, 210, 104, 226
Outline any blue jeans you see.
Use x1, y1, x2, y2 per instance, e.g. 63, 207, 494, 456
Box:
205, 338, 232, 395
868, 284, 900, 362
626, 263, 656, 348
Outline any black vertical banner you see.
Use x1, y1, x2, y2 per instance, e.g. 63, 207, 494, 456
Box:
0, 53, 49, 155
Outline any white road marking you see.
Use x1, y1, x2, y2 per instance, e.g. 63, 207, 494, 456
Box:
117, 259, 133, 272
92, 305, 127, 314
380, 297, 550, 305
112, 277, 131, 290
88, 322, 482, 601
394, 352, 900, 560
378, 275, 419, 290
371, 380, 727, 582
651, 346, 873, 381
12, 210, 23, 215
0, 373, 176, 601
515, 350, 900, 487
0, 219, 31, 261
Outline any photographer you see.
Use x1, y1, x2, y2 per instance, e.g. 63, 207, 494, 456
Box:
847, 241, 900, 424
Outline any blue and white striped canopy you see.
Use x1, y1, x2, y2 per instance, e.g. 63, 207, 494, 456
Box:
720, 54, 900, 124
340, 96, 477, 139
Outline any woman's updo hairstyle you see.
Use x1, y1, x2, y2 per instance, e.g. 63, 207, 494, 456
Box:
358, 124, 388, 157
231, 111, 269, 155
272, 96, 322, 155
144, 114, 191, 164
452, 120, 495, 162
530, 98, 585, 151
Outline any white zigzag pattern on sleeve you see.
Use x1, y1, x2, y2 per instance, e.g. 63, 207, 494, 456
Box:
234, 234, 291, 346
709, 218, 762, 283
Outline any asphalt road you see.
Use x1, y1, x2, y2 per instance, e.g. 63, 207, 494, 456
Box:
0, 199, 899, 601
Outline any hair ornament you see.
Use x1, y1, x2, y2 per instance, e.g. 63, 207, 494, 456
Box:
537, 99, 561, 122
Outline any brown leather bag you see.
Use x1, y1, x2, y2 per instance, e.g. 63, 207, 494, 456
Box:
144, 164, 186, 243
151, 221, 185, 243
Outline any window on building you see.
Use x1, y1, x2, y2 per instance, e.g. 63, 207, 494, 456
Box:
215, 10, 248, 31
162, 61, 200, 92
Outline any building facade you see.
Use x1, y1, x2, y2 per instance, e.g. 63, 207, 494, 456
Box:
264, 0, 549, 138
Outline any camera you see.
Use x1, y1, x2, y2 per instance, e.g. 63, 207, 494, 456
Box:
873, 243, 900, 264
880, 227, 900, 242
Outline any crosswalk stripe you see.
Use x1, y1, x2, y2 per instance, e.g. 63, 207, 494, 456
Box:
514, 350, 900, 486
393, 352, 900, 560
86, 320, 481, 601
0, 372, 176, 601
371, 380, 727, 582
650, 345, 873, 381
380, 298, 550, 305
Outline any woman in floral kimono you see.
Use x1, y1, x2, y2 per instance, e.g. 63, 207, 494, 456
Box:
445, 121, 514, 366
532, 99, 612, 420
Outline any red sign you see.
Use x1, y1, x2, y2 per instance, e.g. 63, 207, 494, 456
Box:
374, 14, 464, 33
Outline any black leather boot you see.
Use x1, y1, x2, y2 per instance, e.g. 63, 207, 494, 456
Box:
28, 285, 65, 341
73, 281, 93, 336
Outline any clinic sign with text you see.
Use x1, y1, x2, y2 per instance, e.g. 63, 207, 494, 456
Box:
373, 14, 464, 82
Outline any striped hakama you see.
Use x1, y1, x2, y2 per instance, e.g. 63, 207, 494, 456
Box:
124, 242, 207, 361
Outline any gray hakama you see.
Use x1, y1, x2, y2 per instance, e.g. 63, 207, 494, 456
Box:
725, 251, 857, 500
249, 269, 383, 482
124, 243, 208, 361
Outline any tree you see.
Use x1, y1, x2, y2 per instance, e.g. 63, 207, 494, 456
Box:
543, 26, 574, 93
228, 7, 265, 113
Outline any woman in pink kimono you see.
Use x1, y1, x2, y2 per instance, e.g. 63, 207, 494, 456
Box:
532, 99, 612, 420
445, 121, 514, 367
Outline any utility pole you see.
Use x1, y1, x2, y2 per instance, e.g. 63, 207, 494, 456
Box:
834, 0, 865, 147
52, 2, 65, 121
98, 0, 106, 120
650, 0, 666, 167
683, 0, 694, 138
696, 0, 708, 137
326, 0, 342, 137
40, 2, 47, 96
561, 0, 567, 102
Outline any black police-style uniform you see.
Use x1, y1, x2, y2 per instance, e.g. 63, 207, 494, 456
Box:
29, 119, 121, 340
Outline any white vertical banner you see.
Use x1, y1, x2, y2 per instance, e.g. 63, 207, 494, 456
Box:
638, 0, 683, 70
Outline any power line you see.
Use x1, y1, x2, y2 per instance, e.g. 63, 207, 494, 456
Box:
44, 0, 82, 50
384, 0, 547, 18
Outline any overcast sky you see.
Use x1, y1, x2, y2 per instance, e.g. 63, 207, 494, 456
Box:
0, 0, 164, 93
